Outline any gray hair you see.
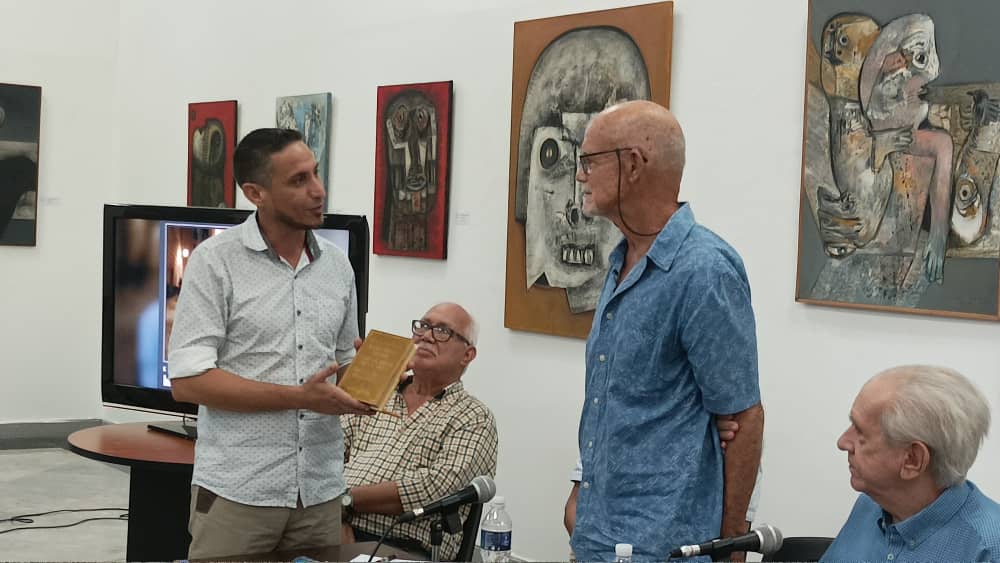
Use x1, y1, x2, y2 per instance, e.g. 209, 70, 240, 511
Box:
465, 315, 480, 346
878, 365, 991, 488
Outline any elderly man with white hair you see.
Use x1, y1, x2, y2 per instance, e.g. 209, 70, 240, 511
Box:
821, 365, 1000, 562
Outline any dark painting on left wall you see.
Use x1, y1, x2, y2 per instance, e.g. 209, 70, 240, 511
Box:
0, 82, 42, 246
188, 100, 237, 208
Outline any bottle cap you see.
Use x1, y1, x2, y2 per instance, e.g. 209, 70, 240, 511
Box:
492, 495, 505, 506
615, 543, 632, 557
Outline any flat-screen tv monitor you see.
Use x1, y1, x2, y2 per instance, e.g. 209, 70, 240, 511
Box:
101, 204, 369, 418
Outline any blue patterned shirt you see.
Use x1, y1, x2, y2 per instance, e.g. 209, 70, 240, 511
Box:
821, 481, 1000, 562
571, 204, 761, 562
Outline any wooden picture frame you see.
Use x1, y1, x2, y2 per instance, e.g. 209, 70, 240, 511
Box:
504, 2, 673, 338
796, 0, 1000, 320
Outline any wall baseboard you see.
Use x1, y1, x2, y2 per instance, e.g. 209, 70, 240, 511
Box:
0, 419, 104, 450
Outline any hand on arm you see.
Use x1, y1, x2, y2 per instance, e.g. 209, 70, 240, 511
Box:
719, 403, 764, 562
717, 415, 739, 450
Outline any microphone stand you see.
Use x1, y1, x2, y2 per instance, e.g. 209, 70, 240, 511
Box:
428, 507, 464, 562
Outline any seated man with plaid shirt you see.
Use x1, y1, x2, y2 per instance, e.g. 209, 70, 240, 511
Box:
341, 302, 499, 560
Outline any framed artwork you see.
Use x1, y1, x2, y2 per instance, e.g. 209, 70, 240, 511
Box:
373, 80, 453, 259
796, 0, 1000, 320
503, 2, 673, 338
276, 93, 332, 189
187, 100, 237, 208
0, 82, 42, 246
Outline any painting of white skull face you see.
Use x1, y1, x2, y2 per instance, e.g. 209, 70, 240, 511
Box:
0, 82, 41, 246
504, 2, 673, 338
373, 81, 452, 259
797, 0, 1000, 320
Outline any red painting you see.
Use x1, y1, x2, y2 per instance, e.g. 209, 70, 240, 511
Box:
373, 81, 452, 259
187, 100, 237, 208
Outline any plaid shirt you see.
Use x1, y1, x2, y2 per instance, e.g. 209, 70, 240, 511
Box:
343, 377, 498, 560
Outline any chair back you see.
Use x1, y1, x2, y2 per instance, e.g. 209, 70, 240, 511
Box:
762, 536, 834, 562
453, 502, 484, 562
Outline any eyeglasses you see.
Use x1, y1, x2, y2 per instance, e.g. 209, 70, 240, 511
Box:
578, 147, 638, 176
411, 319, 472, 345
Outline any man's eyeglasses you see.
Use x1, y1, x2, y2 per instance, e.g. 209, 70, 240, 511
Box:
411, 319, 472, 345
577, 147, 638, 175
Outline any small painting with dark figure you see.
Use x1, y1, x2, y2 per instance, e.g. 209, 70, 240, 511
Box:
504, 2, 673, 338
187, 100, 237, 208
0, 82, 41, 246
797, 0, 1000, 320
373, 81, 452, 259
276, 93, 331, 189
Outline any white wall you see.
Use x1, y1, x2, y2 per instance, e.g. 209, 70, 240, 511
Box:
3, 0, 1000, 560
0, 0, 119, 422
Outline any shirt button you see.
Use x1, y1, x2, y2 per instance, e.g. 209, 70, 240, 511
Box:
606, 312, 613, 320
299, 413, 304, 419
887, 555, 894, 561
298, 446, 303, 452
582, 481, 590, 489
593, 398, 599, 405
297, 310, 302, 316
298, 344, 303, 350
299, 379, 304, 384
598, 354, 606, 362
587, 441, 593, 448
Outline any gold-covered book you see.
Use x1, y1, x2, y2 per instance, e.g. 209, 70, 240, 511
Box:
339, 330, 416, 411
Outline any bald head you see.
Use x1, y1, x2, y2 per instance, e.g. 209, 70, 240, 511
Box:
425, 302, 478, 345
590, 100, 686, 183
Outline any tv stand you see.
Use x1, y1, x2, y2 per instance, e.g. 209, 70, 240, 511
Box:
68, 422, 194, 560
148, 420, 197, 441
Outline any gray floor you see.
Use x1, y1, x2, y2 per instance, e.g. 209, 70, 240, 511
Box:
0, 448, 129, 561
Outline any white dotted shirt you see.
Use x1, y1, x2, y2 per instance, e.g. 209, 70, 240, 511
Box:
168, 213, 359, 508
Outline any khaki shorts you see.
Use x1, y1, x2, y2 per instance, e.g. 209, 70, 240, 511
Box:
187, 485, 342, 559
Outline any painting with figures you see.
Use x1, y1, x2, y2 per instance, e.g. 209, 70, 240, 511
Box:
797, 0, 1000, 319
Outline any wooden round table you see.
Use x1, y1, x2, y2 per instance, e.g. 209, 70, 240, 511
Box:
68, 422, 195, 561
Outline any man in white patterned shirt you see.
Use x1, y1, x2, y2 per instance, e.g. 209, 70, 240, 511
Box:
341, 303, 499, 560
168, 128, 373, 559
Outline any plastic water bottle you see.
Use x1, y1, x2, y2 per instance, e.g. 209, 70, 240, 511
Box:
614, 543, 633, 563
480, 496, 512, 563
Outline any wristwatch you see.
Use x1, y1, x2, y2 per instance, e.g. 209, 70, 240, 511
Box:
341, 489, 355, 522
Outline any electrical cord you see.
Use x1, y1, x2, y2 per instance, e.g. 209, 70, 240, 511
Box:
367, 516, 401, 562
0, 508, 128, 535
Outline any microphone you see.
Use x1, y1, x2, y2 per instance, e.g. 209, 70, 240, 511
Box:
397, 475, 496, 523
669, 524, 783, 558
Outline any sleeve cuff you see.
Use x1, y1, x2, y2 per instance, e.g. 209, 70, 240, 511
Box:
168, 346, 218, 379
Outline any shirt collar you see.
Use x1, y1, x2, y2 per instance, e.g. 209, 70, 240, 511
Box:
398, 374, 463, 401
607, 202, 696, 275
645, 202, 696, 271
241, 212, 322, 259
879, 481, 972, 548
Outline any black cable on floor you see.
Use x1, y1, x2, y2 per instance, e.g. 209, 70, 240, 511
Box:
0, 508, 128, 534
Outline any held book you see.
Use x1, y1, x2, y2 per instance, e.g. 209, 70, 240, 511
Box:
339, 329, 416, 412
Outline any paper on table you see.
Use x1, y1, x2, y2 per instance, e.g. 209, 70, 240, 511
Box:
348, 556, 425, 563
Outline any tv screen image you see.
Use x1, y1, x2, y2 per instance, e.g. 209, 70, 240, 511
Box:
102, 204, 369, 417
